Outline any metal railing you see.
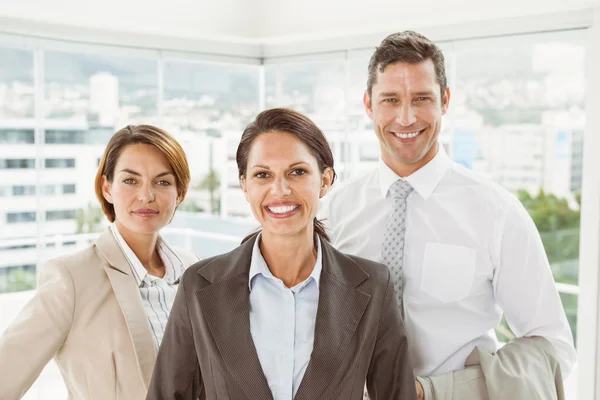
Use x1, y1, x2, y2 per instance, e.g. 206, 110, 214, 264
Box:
0, 228, 581, 297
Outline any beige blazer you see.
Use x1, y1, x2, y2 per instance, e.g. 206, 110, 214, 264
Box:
147, 235, 417, 400
416, 336, 565, 400
0, 228, 199, 400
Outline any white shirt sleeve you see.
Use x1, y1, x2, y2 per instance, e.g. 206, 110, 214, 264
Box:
492, 199, 577, 377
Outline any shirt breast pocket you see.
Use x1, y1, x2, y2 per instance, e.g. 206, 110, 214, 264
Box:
419, 242, 476, 303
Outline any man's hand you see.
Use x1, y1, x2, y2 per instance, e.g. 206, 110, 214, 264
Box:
416, 379, 424, 400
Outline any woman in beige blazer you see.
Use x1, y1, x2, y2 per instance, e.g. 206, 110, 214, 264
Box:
0, 125, 199, 400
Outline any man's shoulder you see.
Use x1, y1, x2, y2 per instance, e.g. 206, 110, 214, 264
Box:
446, 161, 520, 208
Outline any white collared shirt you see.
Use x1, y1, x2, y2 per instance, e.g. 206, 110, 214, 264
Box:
248, 234, 322, 400
109, 224, 186, 351
319, 147, 576, 377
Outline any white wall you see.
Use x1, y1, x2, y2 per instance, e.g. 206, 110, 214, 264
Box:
1, 0, 599, 43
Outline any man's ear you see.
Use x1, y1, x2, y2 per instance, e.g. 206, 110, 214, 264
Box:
363, 90, 374, 119
441, 87, 451, 115
101, 175, 114, 204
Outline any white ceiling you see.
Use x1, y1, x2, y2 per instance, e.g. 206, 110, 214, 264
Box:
0, 0, 598, 42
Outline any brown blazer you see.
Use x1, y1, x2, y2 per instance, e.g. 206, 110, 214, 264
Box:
0, 228, 199, 400
147, 235, 416, 400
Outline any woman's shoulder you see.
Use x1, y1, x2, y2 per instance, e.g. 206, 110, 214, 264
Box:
36, 243, 104, 284
44, 243, 101, 270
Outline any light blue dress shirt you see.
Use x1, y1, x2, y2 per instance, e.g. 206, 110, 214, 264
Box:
249, 234, 323, 400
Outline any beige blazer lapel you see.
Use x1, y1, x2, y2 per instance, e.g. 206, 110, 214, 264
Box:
94, 228, 157, 390
195, 236, 274, 400
294, 240, 372, 400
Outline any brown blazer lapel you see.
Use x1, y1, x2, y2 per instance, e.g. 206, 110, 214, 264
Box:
195, 236, 273, 400
295, 240, 372, 400
94, 228, 157, 390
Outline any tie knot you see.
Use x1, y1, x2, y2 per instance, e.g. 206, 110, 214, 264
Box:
389, 179, 413, 200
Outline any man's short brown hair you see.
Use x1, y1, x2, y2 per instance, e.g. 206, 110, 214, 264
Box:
94, 125, 190, 222
367, 30, 447, 99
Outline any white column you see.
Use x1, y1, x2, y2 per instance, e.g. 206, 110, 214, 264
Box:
577, 5, 600, 400
157, 57, 165, 126
33, 48, 46, 268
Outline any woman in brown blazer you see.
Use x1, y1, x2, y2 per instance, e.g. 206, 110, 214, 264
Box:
147, 109, 417, 400
0, 125, 199, 400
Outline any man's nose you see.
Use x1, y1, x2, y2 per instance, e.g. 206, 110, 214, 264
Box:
395, 102, 418, 126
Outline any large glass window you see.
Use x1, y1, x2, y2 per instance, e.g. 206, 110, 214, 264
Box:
263, 61, 348, 179
0, 47, 34, 296
0, 28, 587, 399
162, 61, 260, 220
0, 48, 34, 119
450, 32, 585, 343
44, 52, 158, 123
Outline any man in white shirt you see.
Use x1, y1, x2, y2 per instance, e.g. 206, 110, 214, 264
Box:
319, 30, 576, 399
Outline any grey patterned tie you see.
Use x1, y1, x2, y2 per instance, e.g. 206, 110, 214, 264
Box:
381, 179, 414, 310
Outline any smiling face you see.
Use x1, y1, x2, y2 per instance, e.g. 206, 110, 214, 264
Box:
364, 60, 451, 176
101, 143, 179, 239
240, 131, 333, 240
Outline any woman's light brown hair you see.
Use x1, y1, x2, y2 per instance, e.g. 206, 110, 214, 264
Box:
94, 125, 190, 222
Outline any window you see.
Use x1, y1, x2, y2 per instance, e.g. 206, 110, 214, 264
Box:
0, 159, 35, 169
162, 60, 259, 217
265, 61, 346, 135
62, 184, 76, 194
45, 51, 158, 123
44, 158, 75, 168
451, 31, 585, 342
0, 129, 35, 144
12, 185, 35, 196
43, 185, 56, 196
45, 209, 77, 221
6, 212, 36, 224
0, 48, 34, 119
0, 265, 36, 293
45, 130, 86, 144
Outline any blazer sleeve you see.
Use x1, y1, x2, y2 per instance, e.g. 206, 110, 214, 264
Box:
366, 269, 417, 400
146, 272, 202, 400
0, 259, 75, 400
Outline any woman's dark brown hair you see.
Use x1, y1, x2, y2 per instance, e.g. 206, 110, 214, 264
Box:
95, 124, 190, 222
236, 108, 336, 242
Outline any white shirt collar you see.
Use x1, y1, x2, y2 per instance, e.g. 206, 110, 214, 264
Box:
249, 233, 323, 291
109, 224, 184, 287
378, 144, 452, 200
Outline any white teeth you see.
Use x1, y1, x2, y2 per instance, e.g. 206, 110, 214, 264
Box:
394, 131, 421, 139
268, 205, 298, 214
